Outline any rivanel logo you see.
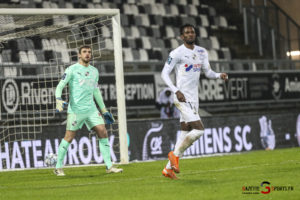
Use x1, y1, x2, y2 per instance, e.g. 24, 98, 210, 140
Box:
2, 79, 19, 114
242, 181, 294, 194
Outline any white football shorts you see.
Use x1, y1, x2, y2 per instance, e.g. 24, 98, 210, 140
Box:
174, 101, 200, 123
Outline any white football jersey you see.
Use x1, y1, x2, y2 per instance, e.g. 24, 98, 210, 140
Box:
161, 44, 220, 103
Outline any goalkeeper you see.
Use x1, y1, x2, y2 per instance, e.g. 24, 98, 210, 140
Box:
54, 45, 123, 176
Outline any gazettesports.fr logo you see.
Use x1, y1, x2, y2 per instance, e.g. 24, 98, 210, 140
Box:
242, 181, 294, 194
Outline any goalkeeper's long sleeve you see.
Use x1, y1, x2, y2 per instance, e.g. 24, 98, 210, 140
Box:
55, 80, 67, 98
93, 88, 107, 113
55, 67, 72, 98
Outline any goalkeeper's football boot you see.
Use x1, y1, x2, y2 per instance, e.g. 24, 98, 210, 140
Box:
54, 168, 65, 176
168, 151, 180, 173
106, 166, 123, 174
162, 168, 178, 180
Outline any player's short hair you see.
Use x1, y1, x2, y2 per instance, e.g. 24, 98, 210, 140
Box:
180, 24, 196, 35
78, 45, 92, 54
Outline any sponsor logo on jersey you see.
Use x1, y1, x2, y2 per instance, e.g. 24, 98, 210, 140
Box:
184, 64, 201, 72
192, 54, 196, 60
61, 73, 67, 80
167, 56, 173, 64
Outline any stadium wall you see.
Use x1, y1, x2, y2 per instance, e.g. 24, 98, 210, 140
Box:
0, 113, 299, 170
1, 71, 300, 113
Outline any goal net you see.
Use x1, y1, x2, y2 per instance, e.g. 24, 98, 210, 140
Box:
0, 9, 128, 170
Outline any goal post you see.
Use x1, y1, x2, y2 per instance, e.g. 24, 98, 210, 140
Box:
0, 8, 129, 168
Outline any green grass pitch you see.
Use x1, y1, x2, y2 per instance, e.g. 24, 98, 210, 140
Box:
0, 148, 299, 200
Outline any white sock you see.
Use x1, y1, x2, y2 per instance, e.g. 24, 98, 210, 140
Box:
166, 130, 188, 169
174, 129, 204, 156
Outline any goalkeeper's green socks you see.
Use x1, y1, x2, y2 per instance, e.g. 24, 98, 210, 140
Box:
56, 139, 70, 169
99, 138, 112, 169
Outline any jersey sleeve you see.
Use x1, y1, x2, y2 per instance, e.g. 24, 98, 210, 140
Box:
93, 70, 107, 112
161, 51, 180, 93
201, 49, 221, 79
55, 67, 73, 98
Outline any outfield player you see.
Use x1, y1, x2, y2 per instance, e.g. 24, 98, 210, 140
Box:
161, 24, 228, 179
54, 45, 123, 176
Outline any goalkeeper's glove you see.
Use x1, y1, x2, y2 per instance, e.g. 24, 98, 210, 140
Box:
56, 97, 68, 112
102, 108, 115, 124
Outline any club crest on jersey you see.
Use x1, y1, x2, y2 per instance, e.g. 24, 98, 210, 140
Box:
72, 120, 77, 126
184, 64, 201, 72
167, 56, 173, 64
85, 71, 89, 76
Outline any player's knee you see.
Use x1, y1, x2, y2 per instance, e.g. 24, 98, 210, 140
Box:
95, 125, 108, 138
188, 129, 204, 141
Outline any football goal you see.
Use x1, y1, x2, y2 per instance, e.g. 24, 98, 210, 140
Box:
0, 9, 128, 170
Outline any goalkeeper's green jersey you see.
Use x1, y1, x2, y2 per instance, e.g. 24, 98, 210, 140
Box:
56, 63, 99, 114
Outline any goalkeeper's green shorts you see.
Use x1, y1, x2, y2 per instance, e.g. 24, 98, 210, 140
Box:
66, 111, 104, 131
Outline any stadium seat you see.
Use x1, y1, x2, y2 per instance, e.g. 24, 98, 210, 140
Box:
135, 38, 143, 48
142, 37, 151, 49
139, 49, 148, 61
138, 26, 147, 37
85, 24, 97, 38
127, 38, 137, 48
17, 39, 26, 51
221, 47, 232, 60
208, 7, 217, 16
44, 50, 55, 62
104, 38, 114, 50
198, 27, 208, 38
132, 49, 140, 60
123, 48, 134, 62
101, 26, 111, 38
208, 50, 219, 61
198, 38, 212, 49
42, 1, 51, 8
199, 15, 209, 27
65, 2, 73, 8
120, 14, 129, 26
170, 5, 179, 16
53, 15, 69, 26
87, 3, 94, 8
151, 26, 161, 38
210, 36, 220, 50
131, 26, 140, 38
34, 50, 46, 64
170, 38, 179, 49
191, 0, 200, 5
27, 50, 38, 64
161, 48, 169, 60
2, 50, 12, 63
19, 51, 29, 64
187, 5, 198, 16
219, 16, 228, 28
122, 38, 129, 48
